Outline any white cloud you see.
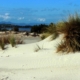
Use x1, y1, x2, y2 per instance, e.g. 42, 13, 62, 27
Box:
37, 18, 46, 22
5, 13, 9, 16
0, 13, 10, 20
18, 17, 24, 20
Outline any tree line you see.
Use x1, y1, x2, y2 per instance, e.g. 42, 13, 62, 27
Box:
0, 23, 49, 33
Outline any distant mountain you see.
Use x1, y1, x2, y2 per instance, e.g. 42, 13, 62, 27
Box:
0, 21, 27, 26
0, 21, 12, 24
0, 21, 48, 26
16, 23, 27, 26
28, 22, 47, 26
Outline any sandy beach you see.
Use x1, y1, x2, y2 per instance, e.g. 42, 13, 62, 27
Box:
0, 33, 80, 80
23, 36, 41, 44
0, 0, 80, 79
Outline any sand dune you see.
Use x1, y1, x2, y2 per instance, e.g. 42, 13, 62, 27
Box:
0, 34, 80, 80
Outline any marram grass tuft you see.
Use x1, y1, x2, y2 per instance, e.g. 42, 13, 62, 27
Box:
57, 14, 80, 53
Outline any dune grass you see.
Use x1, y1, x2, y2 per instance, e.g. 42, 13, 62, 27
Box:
56, 13, 80, 53
35, 44, 41, 52
40, 33, 51, 40
0, 38, 5, 50
41, 23, 58, 40
34, 44, 44, 52
0, 35, 23, 49
8, 35, 24, 47
9, 35, 16, 47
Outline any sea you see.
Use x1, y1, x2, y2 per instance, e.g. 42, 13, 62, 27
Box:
7, 28, 31, 32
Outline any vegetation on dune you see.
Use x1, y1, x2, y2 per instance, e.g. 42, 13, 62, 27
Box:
35, 44, 41, 52
45, 23, 56, 34
9, 35, 16, 47
56, 22, 66, 33
8, 35, 24, 47
41, 23, 58, 40
0, 36, 10, 44
0, 13, 80, 54
31, 24, 48, 33
15, 38, 23, 44
37, 13, 80, 53
0, 38, 5, 50
40, 33, 51, 40
56, 13, 80, 53
0, 35, 23, 50
34, 44, 44, 52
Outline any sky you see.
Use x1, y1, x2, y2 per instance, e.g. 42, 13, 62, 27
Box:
0, 0, 80, 25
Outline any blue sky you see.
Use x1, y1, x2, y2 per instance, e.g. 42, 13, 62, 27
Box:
0, 0, 80, 24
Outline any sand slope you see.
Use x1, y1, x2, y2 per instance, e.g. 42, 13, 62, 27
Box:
0, 34, 80, 80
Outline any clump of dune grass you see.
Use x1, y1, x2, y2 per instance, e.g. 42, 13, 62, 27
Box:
0, 36, 11, 50
15, 36, 23, 44
57, 13, 80, 53
41, 23, 58, 40
0, 35, 23, 45
51, 32, 58, 40
0, 38, 5, 50
46, 23, 56, 34
8, 35, 24, 47
3, 36, 10, 44
9, 35, 16, 47
40, 33, 51, 40
56, 22, 66, 34
41, 32, 58, 40
0, 35, 24, 49
16, 39, 23, 44
0, 36, 10, 44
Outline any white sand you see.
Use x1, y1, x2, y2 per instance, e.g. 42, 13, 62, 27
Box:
0, 34, 80, 80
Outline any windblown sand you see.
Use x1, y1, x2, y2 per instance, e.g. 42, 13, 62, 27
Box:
0, 34, 80, 80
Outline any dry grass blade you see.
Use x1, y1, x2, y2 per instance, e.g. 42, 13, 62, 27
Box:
34, 44, 41, 52
0, 38, 5, 50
